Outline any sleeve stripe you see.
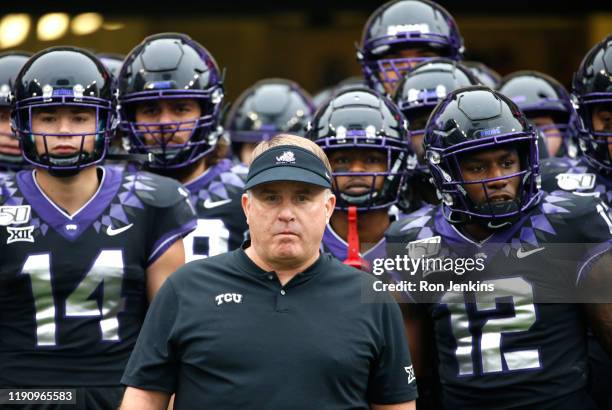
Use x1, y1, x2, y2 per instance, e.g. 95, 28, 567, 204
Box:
148, 220, 197, 265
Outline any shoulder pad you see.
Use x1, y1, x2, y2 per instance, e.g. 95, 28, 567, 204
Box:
386, 204, 437, 241
122, 170, 189, 208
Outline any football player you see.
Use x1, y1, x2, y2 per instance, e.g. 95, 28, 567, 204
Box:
393, 58, 480, 210
385, 87, 612, 410
0, 51, 31, 177
306, 86, 414, 271
564, 35, 612, 410
463, 60, 502, 89
118, 33, 248, 262
357, 0, 464, 95
224, 78, 314, 165
498, 70, 580, 158
0, 47, 196, 409
540, 36, 612, 204
97, 53, 128, 163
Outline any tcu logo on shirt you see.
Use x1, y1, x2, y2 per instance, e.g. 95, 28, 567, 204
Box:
215, 293, 243, 306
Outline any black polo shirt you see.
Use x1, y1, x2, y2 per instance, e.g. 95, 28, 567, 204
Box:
121, 248, 417, 409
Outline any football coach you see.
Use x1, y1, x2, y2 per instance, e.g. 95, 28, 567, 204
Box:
120, 134, 417, 410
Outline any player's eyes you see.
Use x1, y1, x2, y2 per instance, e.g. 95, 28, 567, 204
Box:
139, 107, 158, 117
295, 194, 309, 203
501, 159, 515, 168
467, 165, 484, 173
39, 115, 56, 123
175, 105, 190, 114
366, 156, 385, 164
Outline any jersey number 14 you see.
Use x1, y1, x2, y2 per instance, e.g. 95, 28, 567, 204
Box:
20, 250, 124, 347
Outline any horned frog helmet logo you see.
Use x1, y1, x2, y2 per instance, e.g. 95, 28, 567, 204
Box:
276, 151, 296, 164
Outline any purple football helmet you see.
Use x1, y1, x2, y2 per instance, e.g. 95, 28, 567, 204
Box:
425, 86, 541, 226
118, 33, 224, 170
498, 70, 579, 158
306, 86, 415, 211
357, 0, 464, 94
12, 47, 114, 176
572, 35, 612, 172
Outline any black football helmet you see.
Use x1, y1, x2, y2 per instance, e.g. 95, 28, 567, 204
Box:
306, 86, 414, 211
97, 53, 124, 78
12, 47, 114, 175
498, 70, 579, 158
394, 58, 480, 170
225, 78, 314, 156
463, 61, 502, 89
118, 32, 224, 170
0, 51, 31, 169
357, 0, 464, 94
425, 86, 541, 226
572, 35, 612, 172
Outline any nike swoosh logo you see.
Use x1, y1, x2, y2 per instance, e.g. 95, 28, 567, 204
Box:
203, 198, 232, 209
516, 247, 545, 258
106, 223, 134, 236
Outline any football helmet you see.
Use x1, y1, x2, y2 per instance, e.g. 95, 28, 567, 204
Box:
394, 58, 479, 171
118, 32, 224, 169
0, 51, 31, 169
357, 0, 464, 93
313, 76, 366, 108
225, 78, 314, 153
97, 53, 124, 78
306, 86, 414, 210
463, 60, 502, 89
424, 86, 541, 225
498, 70, 579, 158
12, 47, 113, 175
572, 35, 612, 172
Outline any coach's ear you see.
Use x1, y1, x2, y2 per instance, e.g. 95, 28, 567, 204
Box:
324, 190, 336, 224
241, 192, 251, 226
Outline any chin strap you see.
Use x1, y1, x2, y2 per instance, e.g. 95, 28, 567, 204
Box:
343, 206, 370, 271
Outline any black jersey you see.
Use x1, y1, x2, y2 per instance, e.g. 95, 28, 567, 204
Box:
541, 157, 612, 205
541, 157, 612, 410
385, 192, 612, 410
0, 166, 196, 388
183, 159, 248, 262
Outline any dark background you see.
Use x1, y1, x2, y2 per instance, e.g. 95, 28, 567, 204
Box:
2, 1, 611, 100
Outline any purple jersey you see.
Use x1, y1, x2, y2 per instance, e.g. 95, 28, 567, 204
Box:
0, 166, 196, 387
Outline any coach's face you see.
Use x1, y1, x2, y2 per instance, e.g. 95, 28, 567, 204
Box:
242, 181, 335, 266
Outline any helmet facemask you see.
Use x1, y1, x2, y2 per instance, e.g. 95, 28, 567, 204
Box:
120, 89, 223, 170
428, 133, 541, 227
576, 100, 612, 172
14, 98, 112, 177
319, 132, 411, 211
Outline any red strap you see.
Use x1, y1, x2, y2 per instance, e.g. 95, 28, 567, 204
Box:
343, 206, 369, 271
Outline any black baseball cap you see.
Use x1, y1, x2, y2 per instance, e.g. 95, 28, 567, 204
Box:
244, 145, 332, 190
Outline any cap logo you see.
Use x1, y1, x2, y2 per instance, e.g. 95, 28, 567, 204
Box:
276, 151, 296, 164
